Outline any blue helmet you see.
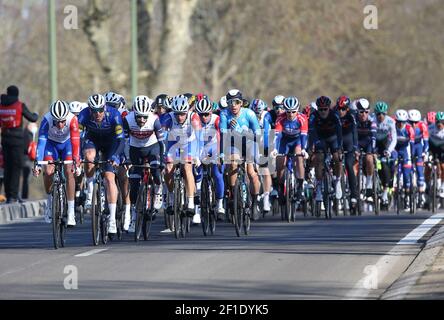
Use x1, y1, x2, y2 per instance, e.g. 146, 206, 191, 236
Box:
251, 99, 267, 113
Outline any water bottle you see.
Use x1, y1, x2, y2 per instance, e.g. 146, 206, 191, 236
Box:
241, 183, 247, 202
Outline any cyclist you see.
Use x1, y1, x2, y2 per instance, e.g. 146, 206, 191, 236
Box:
274, 96, 308, 205
427, 111, 444, 198
123, 95, 165, 231
69, 101, 88, 116
308, 96, 343, 202
426, 111, 437, 127
301, 101, 317, 120
408, 109, 429, 207
216, 95, 228, 117
163, 95, 201, 222
251, 98, 273, 212
78, 94, 125, 235
154, 94, 172, 125
104, 92, 131, 228
355, 99, 378, 200
33, 100, 80, 226
335, 95, 359, 207
194, 97, 226, 219
268, 95, 286, 127
374, 101, 397, 208
393, 109, 415, 210
219, 89, 261, 220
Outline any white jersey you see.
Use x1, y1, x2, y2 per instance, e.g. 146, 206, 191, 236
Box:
200, 114, 219, 146
125, 112, 161, 148
166, 111, 198, 146
44, 112, 76, 144
376, 116, 397, 153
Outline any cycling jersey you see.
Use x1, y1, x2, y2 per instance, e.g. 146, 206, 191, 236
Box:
255, 110, 273, 151
338, 111, 358, 152
308, 110, 343, 152
36, 112, 80, 162
375, 116, 397, 154
411, 121, 429, 150
123, 111, 165, 148
275, 113, 308, 154
78, 106, 125, 166
357, 119, 377, 153
395, 123, 415, 149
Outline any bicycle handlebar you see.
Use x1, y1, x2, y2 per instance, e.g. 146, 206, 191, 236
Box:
36, 160, 73, 165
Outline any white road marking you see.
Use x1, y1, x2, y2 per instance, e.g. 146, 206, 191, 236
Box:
75, 249, 108, 257
345, 213, 444, 299
397, 213, 444, 245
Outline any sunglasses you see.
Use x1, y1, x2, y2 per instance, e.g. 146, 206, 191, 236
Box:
286, 111, 297, 114
136, 115, 148, 120
92, 108, 105, 113
228, 99, 242, 106
359, 110, 369, 114
376, 112, 386, 116
338, 107, 348, 111
174, 112, 187, 116
53, 120, 66, 125
319, 108, 329, 112
199, 113, 211, 117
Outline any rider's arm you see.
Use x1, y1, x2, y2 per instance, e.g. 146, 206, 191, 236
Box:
334, 113, 343, 150
109, 111, 125, 164
408, 124, 415, 155
307, 114, 317, 151
153, 117, 166, 166
219, 112, 228, 156
421, 121, 430, 153
36, 117, 49, 162
69, 116, 81, 164
263, 112, 272, 151
371, 121, 377, 153
387, 118, 397, 154
299, 113, 308, 150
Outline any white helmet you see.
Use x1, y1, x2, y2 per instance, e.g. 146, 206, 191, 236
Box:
408, 109, 421, 122
195, 98, 212, 114
132, 95, 152, 116
219, 96, 228, 109
172, 95, 190, 113
104, 91, 121, 106
310, 101, 318, 110
50, 100, 70, 121
356, 98, 370, 111
88, 94, 106, 110
272, 95, 285, 108
69, 101, 85, 114
395, 109, 409, 122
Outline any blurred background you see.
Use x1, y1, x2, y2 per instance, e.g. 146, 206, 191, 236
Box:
0, 0, 443, 198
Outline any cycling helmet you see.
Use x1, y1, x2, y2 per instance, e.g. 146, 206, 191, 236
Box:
154, 94, 170, 108
336, 95, 351, 109
395, 109, 409, 122
242, 98, 250, 108
212, 101, 219, 111
88, 94, 106, 109
104, 91, 121, 106
427, 111, 437, 124
356, 98, 370, 111
251, 99, 267, 113
436, 112, 444, 122
408, 109, 421, 122
316, 96, 331, 109
50, 100, 70, 121
283, 96, 300, 111
310, 101, 318, 110
196, 93, 207, 102
374, 101, 389, 114
132, 95, 152, 116
183, 93, 196, 107
226, 89, 243, 102
172, 95, 190, 113
69, 101, 86, 114
219, 96, 228, 109
272, 95, 285, 108
195, 98, 212, 114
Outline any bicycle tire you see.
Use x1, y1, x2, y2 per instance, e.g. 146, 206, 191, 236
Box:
233, 179, 242, 237
51, 186, 61, 249
173, 176, 182, 239
134, 183, 145, 242
373, 171, 380, 216
100, 185, 108, 245
201, 177, 210, 236
432, 168, 437, 213
323, 173, 332, 219
142, 184, 154, 241
59, 184, 67, 248
286, 170, 292, 223
91, 182, 101, 246
243, 182, 251, 235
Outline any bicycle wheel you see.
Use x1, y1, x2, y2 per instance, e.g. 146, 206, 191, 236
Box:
410, 176, 416, 215
142, 184, 154, 241
173, 179, 182, 239
100, 185, 108, 245
431, 167, 437, 213
232, 179, 242, 237
134, 183, 146, 242
116, 184, 123, 240
323, 173, 332, 219
59, 185, 67, 248
91, 182, 101, 246
243, 182, 251, 235
285, 170, 293, 223
51, 186, 61, 249
201, 177, 210, 236
209, 180, 217, 235
373, 171, 380, 216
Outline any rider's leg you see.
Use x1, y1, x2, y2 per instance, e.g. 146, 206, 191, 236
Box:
295, 145, 305, 194
183, 162, 195, 210
83, 147, 96, 207
104, 170, 118, 233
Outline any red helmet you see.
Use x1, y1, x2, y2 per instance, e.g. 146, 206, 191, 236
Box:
427, 111, 436, 124
336, 95, 351, 109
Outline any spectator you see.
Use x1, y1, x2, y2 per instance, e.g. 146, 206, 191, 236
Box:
21, 123, 37, 200
0, 85, 38, 203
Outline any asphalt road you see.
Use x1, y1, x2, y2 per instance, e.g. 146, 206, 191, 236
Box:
0, 208, 442, 299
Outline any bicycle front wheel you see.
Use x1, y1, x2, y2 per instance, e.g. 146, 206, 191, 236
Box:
134, 183, 146, 242
91, 183, 101, 246
201, 177, 210, 236
51, 186, 61, 249
232, 179, 242, 237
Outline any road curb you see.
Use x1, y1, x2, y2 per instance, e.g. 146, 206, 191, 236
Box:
0, 200, 46, 224
381, 223, 444, 300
